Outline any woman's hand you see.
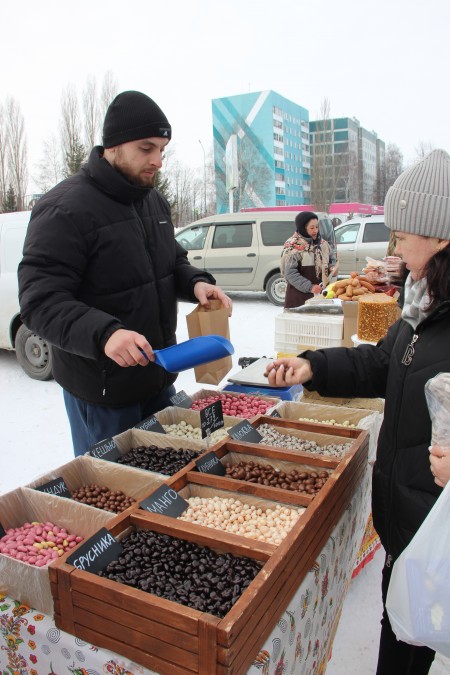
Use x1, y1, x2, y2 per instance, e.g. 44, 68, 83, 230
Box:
265, 358, 313, 386
429, 445, 450, 487
311, 284, 322, 294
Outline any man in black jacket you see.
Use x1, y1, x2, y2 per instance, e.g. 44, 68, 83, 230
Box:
18, 90, 231, 456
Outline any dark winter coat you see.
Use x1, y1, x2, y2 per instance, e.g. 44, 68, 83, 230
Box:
303, 301, 450, 560
18, 147, 214, 407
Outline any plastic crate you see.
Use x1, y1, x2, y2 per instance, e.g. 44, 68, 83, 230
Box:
274, 312, 344, 352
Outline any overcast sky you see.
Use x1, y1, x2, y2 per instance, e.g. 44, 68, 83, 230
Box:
2, 0, 449, 191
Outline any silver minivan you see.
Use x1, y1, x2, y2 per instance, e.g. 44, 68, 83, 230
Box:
0, 210, 53, 380
175, 211, 336, 305
333, 215, 390, 276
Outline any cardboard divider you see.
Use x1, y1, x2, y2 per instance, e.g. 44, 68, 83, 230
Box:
300, 388, 385, 412
0, 486, 114, 615
25, 454, 164, 508
113, 426, 205, 470
252, 414, 361, 449
153, 406, 242, 447
189, 387, 281, 414
273, 400, 382, 462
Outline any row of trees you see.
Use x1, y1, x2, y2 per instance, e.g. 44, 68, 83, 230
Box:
0, 99, 28, 211
1, 83, 435, 222
1, 72, 211, 226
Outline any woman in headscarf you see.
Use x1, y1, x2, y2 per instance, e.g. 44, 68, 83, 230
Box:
281, 211, 332, 308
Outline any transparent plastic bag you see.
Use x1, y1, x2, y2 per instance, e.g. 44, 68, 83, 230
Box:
386, 483, 450, 656
425, 372, 450, 445
386, 373, 450, 655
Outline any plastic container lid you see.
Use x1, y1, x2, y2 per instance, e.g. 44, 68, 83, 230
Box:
153, 335, 234, 373
351, 333, 377, 347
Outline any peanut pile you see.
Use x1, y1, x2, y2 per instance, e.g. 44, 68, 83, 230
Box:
298, 417, 357, 428
179, 496, 302, 546
162, 420, 230, 441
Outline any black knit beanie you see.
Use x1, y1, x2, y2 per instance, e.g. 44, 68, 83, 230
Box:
102, 90, 171, 148
295, 211, 318, 238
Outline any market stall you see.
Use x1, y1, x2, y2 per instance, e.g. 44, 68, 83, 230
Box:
0, 389, 373, 674
0, 465, 371, 675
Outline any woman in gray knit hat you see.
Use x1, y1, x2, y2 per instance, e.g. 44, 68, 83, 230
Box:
265, 149, 450, 673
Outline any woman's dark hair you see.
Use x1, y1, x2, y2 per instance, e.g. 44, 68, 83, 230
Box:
425, 243, 450, 311
295, 211, 318, 238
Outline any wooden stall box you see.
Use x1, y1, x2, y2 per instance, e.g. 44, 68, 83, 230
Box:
50, 427, 368, 675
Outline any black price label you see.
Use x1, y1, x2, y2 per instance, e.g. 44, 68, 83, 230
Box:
140, 484, 189, 517
134, 415, 166, 434
200, 400, 224, 439
0, 522, 5, 539
228, 419, 263, 444
35, 477, 71, 499
195, 451, 226, 476
169, 390, 193, 409
270, 409, 282, 418
66, 527, 122, 574
88, 437, 121, 462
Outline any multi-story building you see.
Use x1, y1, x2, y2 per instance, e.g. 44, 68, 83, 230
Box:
212, 90, 310, 213
309, 117, 385, 204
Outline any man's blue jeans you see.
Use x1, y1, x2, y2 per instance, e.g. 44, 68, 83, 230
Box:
63, 385, 176, 457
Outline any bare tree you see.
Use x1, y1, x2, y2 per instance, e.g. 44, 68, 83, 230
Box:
167, 159, 199, 227
5, 97, 28, 211
385, 143, 403, 192
60, 85, 86, 177
414, 141, 435, 161
83, 76, 99, 151
310, 97, 338, 211
99, 71, 119, 122
0, 103, 8, 208
34, 135, 64, 192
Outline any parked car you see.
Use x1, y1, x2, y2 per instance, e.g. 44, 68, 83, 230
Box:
0, 211, 53, 380
333, 215, 390, 276
175, 211, 337, 305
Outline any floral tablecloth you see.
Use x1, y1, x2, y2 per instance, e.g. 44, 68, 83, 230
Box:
0, 467, 372, 675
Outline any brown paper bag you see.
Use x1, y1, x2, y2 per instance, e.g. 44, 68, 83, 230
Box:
186, 299, 233, 385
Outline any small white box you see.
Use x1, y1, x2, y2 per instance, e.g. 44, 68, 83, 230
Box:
274, 313, 344, 352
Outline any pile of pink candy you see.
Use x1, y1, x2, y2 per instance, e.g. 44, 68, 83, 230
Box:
0, 521, 83, 567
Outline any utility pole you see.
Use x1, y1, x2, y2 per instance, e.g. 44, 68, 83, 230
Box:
198, 139, 207, 216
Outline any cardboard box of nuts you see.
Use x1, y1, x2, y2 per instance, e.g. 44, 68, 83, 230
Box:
49, 422, 368, 674
153, 406, 242, 448
0, 487, 114, 615
189, 388, 281, 417
25, 454, 165, 515
273, 401, 383, 462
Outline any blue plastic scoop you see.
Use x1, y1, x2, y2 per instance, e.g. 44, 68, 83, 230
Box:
153, 335, 234, 373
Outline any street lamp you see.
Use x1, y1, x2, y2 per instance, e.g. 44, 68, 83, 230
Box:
198, 139, 207, 216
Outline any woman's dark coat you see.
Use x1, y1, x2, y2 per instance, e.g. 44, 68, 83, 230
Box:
304, 302, 450, 560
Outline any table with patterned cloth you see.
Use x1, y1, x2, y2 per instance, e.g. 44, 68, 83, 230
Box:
0, 467, 371, 675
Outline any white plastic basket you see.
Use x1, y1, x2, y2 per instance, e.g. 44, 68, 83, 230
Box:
274, 313, 344, 352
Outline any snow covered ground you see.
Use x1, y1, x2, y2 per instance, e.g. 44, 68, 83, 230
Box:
0, 292, 448, 673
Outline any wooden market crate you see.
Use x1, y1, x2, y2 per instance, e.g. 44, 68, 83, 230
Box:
49, 425, 368, 675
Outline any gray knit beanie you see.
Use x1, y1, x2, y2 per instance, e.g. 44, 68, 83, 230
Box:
384, 149, 450, 239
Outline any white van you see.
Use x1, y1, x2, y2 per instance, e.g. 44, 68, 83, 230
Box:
0, 211, 53, 380
175, 211, 336, 305
333, 215, 390, 275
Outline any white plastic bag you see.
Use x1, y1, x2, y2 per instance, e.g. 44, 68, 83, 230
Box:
386, 373, 450, 655
386, 481, 450, 656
